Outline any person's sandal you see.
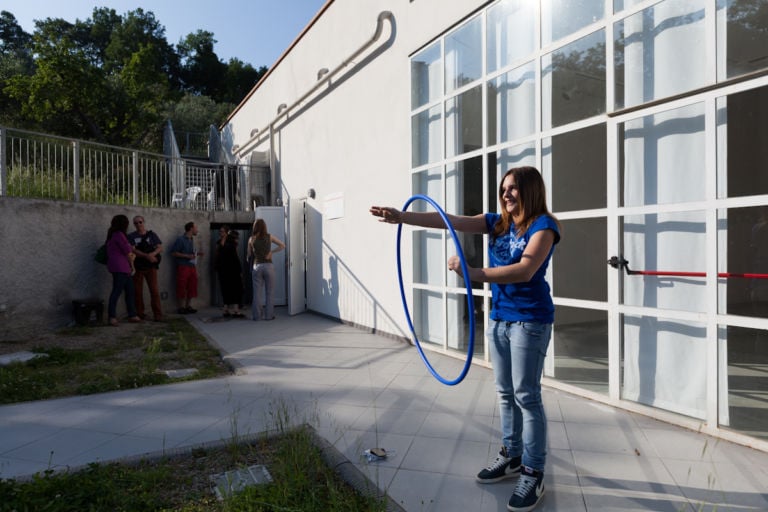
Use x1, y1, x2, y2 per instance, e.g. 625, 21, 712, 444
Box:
109, 318, 119, 326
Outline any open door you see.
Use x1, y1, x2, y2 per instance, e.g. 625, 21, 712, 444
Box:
288, 198, 306, 315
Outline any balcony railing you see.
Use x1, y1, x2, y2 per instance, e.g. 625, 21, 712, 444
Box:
0, 126, 258, 212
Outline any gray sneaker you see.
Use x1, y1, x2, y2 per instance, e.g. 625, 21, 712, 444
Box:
476, 447, 522, 483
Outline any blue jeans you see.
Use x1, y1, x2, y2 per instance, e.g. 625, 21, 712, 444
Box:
251, 263, 275, 320
488, 319, 552, 472
108, 272, 137, 319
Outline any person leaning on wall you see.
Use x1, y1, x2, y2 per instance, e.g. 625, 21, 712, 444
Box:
170, 221, 202, 314
128, 215, 163, 322
247, 218, 285, 321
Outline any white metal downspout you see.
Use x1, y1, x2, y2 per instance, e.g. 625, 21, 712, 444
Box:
235, 10, 394, 164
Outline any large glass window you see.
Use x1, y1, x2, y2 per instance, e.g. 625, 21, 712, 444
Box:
445, 85, 482, 158
446, 156, 484, 291
487, 61, 536, 146
445, 15, 482, 93
553, 306, 609, 394
614, 0, 707, 110
717, 86, 768, 199
411, 42, 441, 109
622, 211, 707, 313
542, 29, 606, 129
544, 123, 606, 212
553, 217, 607, 302
719, 325, 768, 440
487, 0, 536, 73
717, 0, 768, 80
541, 0, 604, 45
718, 206, 768, 319
411, 105, 442, 167
619, 103, 705, 207
622, 314, 707, 419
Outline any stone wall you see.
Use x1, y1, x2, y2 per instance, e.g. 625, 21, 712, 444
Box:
0, 197, 254, 339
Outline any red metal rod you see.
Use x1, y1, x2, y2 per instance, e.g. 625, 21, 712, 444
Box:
628, 270, 768, 279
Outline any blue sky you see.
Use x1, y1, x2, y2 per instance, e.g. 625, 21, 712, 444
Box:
5, 0, 327, 68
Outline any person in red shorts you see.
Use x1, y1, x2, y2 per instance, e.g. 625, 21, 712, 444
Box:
170, 221, 203, 314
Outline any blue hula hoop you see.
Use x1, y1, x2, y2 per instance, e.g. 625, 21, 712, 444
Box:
396, 194, 475, 386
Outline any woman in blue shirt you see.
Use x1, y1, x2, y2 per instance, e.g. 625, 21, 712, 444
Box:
370, 166, 560, 512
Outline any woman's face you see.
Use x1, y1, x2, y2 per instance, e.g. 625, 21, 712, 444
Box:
500, 174, 519, 216
219, 228, 228, 238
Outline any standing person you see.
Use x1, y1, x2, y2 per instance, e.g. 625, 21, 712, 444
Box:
370, 166, 560, 512
128, 215, 163, 322
247, 218, 285, 321
105, 214, 141, 326
216, 230, 245, 318
170, 221, 202, 314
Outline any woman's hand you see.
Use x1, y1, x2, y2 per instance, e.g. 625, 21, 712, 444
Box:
370, 206, 402, 224
448, 255, 467, 279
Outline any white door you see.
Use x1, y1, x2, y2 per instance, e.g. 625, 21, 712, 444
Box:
288, 198, 306, 315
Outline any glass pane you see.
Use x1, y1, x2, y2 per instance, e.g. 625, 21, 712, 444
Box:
553, 306, 608, 394
717, 0, 768, 80
487, 0, 536, 73
614, 0, 707, 110
541, 0, 604, 45
445, 15, 482, 93
717, 86, 768, 199
447, 292, 485, 359
619, 103, 705, 207
614, 0, 645, 13
553, 217, 607, 301
622, 314, 707, 419
413, 229, 444, 286
446, 156, 484, 291
717, 206, 768, 319
446, 85, 482, 158
487, 61, 536, 146
542, 29, 606, 129
411, 105, 442, 167
411, 42, 441, 109
412, 167, 443, 213
544, 123, 606, 212
487, 143, 537, 214
719, 325, 768, 440
622, 211, 707, 312
413, 288, 443, 346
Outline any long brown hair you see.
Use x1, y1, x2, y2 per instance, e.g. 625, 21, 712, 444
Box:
492, 166, 560, 238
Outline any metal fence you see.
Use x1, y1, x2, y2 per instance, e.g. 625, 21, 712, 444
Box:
0, 126, 260, 212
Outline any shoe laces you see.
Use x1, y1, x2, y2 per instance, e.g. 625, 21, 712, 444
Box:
513, 472, 538, 498
484, 450, 512, 472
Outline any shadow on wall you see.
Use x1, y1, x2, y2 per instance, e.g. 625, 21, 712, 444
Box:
319, 240, 406, 340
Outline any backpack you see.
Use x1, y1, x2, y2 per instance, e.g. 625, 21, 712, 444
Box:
94, 244, 108, 265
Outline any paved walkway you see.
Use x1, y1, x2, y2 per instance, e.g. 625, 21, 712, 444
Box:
1, 309, 767, 511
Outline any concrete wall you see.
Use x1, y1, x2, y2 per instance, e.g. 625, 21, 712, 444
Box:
0, 197, 256, 339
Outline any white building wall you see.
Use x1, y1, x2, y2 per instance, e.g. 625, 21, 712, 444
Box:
224, 0, 487, 337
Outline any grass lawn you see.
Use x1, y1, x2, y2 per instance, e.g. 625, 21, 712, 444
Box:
0, 319, 391, 511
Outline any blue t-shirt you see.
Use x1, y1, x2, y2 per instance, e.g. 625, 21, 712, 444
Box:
484, 213, 560, 323
170, 235, 196, 267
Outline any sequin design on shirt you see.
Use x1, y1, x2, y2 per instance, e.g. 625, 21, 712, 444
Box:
490, 230, 527, 265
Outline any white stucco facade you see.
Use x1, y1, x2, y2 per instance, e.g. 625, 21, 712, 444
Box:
222, 0, 768, 450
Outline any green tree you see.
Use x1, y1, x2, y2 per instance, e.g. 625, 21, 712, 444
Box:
0, 11, 34, 127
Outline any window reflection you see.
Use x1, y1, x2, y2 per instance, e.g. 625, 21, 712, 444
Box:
445, 85, 482, 158
411, 42, 441, 109
718, 206, 768, 319
614, 0, 706, 109
487, 61, 536, 146
487, 0, 536, 73
542, 0, 604, 45
445, 16, 482, 93
542, 30, 606, 129
717, 0, 768, 79
553, 306, 608, 394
